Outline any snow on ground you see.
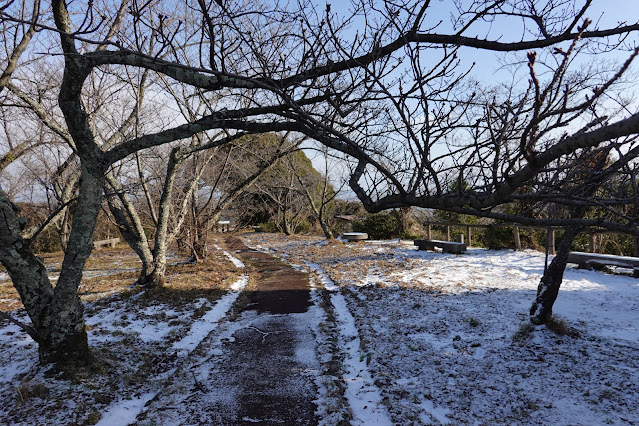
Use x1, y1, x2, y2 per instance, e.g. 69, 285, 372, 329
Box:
307, 261, 392, 425
96, 268, 249, 425
95, 392, 156, 426
245, 233, 639, 425
214, 244, 246, 269
172, 275, 248, 352
0, 246, 248, 426
0, 320, 38, 383
93, 272, 249, 426
2, 234, 639, 424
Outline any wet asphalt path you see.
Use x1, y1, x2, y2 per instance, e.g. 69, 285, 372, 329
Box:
139, 236, 320, 425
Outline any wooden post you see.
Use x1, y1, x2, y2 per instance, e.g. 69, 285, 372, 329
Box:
527, 227, 535, 247
466, 226, 471, 247
427, 223, 432, 240
446, 225, 451, 241
513, 226, 521, 251
456, 233, 464, 244
549, 228, 556, 255
597, 234, 602, 253
589, 232, 595, 253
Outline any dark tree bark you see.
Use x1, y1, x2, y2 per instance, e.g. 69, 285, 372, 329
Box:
0, 173, 98, 365
0, 190, 54, 339
529, 225, 581, 325
2, 0, 639, 368
529, 152, 609, 325
36, 166, 104, 364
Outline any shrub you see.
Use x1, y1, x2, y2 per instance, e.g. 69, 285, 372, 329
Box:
512, 322, 535, 342
485, 226, 514, 250
399, 231, 420, 240
256, 222, 278, 233
353, 213, 399, 239
294, 220, 311, 234
546, 316, 580, 338
32, 229, 63, 253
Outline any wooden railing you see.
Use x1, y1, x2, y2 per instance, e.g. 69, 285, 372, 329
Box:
423, 221, 639, 256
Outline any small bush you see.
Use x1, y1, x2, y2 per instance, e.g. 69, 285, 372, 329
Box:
16, 381, 50, 402
485, 226, 514, 250
32, 228, 63, 253
399, 231, 420, 240
294, 220, 311, 234
353, 213, 399, 239
512, 322, 535, 342
256, 222, 278, 233
467, 317, 480, 327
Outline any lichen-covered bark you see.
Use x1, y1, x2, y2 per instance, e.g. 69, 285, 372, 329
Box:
0, 162, 98, 365
105, 175, 155, 281
37, 166, 104, 363
0, 190, 54, 334
141, 148, 184, 288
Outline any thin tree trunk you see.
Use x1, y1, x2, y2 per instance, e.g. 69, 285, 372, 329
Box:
530, 226, 581, 324
294, 170, 334, 240
396, 207, 412, 236
145, 148, 184, 287
529, 162, 605, 325
59, 209, 71, 252
318, 216, 334, 240
105, 175, 155, 281
136, 152, 159, 226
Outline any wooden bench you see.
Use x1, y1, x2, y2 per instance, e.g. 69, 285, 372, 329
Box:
567, 252, 639, 277
414, 239, 467, 254
342, 232, 368, 242
93, 238, 120, 249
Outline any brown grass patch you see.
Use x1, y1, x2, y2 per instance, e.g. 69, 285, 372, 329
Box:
0, 243, 242, 313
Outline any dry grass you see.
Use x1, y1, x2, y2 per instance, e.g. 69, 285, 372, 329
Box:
0, 242, 241, 312
0, 238, 245, 426
0, 246, 139, 312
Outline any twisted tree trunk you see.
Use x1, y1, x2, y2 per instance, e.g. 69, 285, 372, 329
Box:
0, 168, 102, 365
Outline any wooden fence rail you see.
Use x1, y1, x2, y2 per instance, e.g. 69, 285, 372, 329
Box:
424, 221, 639, 257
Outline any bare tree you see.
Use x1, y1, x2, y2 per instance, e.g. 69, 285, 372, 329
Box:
243, 146, 327, 236
291, 146, 343, 240
1, 0, 639, 364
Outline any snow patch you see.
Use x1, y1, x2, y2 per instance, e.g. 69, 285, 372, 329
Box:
215, 244, 246, 269
312, 263, 392, 425
305, 262, 337, 291
95, 392, 154, 426
172, 274, 249, 351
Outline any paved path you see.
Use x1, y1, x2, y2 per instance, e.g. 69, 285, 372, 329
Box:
140, 237, 320, 425
222, 237, 318, 424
